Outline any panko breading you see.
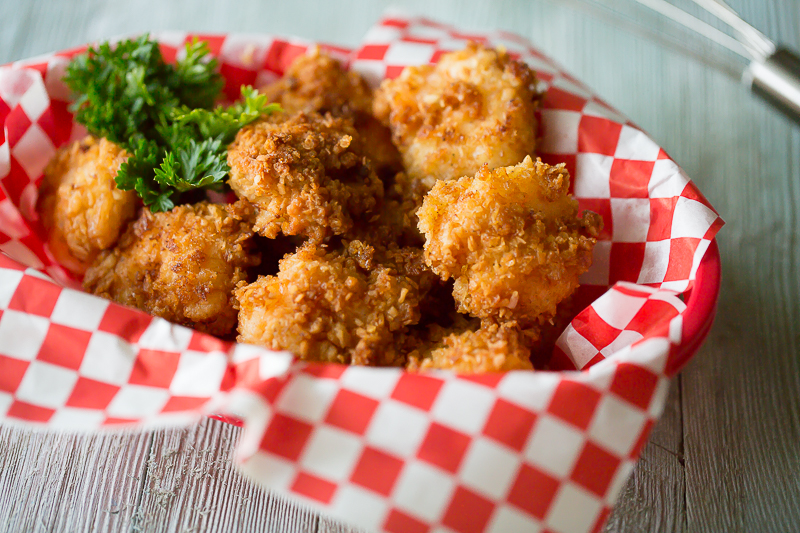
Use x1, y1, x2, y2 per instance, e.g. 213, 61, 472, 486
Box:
345, 171, 429, 248
260, 46, 373, 118
260, 47, 401, 175
354, 113, 403, 178
227, 112, 383, 243
235, 241, 426, 366
83, 202, 259, 337
373, 42, 540, 191
406, 321, 534, 372
38, 136, 137, 272
417, 156, 602, 327
37, 41, 606, 375
344, 239, 438, 302
384, 171, 429, 246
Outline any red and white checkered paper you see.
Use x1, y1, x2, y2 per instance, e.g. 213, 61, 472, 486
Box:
0, 14, 723, 533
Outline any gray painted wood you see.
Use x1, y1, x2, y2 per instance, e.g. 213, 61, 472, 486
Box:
604, 378, 685, 533
1, 0, 799, 531
134, 419, 320, 533
0, 425, 150, 532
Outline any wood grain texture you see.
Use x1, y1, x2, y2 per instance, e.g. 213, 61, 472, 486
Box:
0, 425, 150, 532
675, 2, 800, 532
604, 379, 685, 533
133, 419, 321, 533
1, 0, 800, 532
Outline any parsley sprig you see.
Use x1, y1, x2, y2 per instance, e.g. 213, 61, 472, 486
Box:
63, 34, 279, 211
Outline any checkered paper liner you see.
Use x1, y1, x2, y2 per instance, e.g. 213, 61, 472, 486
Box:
0, 14, 723, 533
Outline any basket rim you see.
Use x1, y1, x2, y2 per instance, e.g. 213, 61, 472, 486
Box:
672, 238, 721, 374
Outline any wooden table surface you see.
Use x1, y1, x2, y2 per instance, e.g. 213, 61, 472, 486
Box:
1, 0, 799, 531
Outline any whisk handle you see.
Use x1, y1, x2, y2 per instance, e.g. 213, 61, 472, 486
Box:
746, 48, 800, 126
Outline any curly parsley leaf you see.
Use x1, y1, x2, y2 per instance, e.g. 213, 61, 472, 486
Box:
116, 134, 175, 211
149, 87, 280, 196
63, 35, 277, 211
173, 38, 224, 110
64, 34, 181, 144
154, 138, 228, 193
115, 135, 160, 192
169, 86, 281, 142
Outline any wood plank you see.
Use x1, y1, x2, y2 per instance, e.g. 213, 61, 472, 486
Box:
318, 516, 367, 533
133, 418, 319, 533
681, 242, 800, 532
676, 1, 800, 531
0, 424, 151, 532
605, 378, 686, 532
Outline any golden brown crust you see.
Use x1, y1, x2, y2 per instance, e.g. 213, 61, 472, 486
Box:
38, 136, 137, 272
406, 320, 535, 372
260, 46, 373, 118
83, 201, 259, 337
38, 43, 596, 374
343, 171, 428, 249
260, 47, 401, 176
417, 156, 602, 327
355, 113, 403, 179
226, 112, 384, 243
373, 42, 540, 191
235, 241, 427, 366
344, 239, 439, 302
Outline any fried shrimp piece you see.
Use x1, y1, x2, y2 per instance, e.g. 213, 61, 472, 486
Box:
235, 241, 425, 366
384, 171, 428, 246
227, 112, 383, 243
344, 239, 438, 302
373, 42, 540, 191
38, 136, 137, 272
260, 46, 373, 118
260, 47, 401, 175
345, 171, 428, 248
417, 156, 602, 326
83, 201, 259, 337
405, 320, 534, 372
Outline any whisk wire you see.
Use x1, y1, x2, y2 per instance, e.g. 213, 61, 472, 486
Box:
566, 0, 800, 124
624, 0, 800, 125
632, 0, 753, 57
687, 0, 776, 59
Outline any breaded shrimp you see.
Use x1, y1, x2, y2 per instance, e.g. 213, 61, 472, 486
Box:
227, 112, 383, 243
344, 171, 429, 249
83, 201, 259, 337
373, 42, 540, 191
260, 47, 401, 175
344, 238, 438, 302
235, 240, 425, 366
38, 136, 137, 273
383, 171, 428, 246
405, 320, 534, 372
417, 156, 602, 326
260, 46, 373, 118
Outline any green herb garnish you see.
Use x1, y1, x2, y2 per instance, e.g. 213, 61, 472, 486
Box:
63, 34, 279, 211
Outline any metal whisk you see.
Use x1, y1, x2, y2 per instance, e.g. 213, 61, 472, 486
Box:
567, 0, 800, 124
